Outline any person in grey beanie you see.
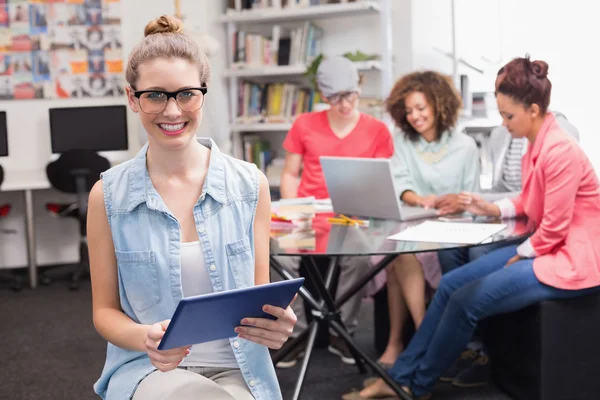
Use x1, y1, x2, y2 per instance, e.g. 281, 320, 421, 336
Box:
274, 56, 394, 368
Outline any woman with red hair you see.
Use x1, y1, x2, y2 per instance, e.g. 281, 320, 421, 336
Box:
344, 56, 600, 400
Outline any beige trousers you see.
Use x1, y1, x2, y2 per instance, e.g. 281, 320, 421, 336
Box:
132, 367, 254, 400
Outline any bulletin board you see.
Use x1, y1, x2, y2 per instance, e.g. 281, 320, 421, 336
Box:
0, 0, 124, 100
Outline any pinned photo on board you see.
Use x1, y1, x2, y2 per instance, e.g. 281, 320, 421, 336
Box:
32, 50, 50, 82
29, 2, 47, 35
0, 54, 10, 76
87, 49, 103, 74
8, 2, 29, 34
103, 24, 120, 49
101, 0, 120, 25
79, 25, 105, 51
0, 28, 9, 52
11, 52, 32, 75
0, 3, 8, 28
0, 76, 12, 100
67, 4, 86, 26
84, 4, 101, 26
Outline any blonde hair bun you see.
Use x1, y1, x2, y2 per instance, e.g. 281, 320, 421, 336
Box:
144, 15, 183, 37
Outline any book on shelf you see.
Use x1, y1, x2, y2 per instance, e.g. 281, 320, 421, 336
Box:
242, 134, 275, 173
236, 81, 321, 124
231, 22, 323, 68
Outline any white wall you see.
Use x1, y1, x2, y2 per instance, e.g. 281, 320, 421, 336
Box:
410, 0, 600, 171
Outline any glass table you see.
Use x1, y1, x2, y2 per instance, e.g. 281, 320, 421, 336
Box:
270, 214, 531, 400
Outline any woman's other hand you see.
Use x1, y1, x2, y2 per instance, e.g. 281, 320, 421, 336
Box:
235, 296, 298, 349
435, 194, 464, 215
418, 194, 438, 209
458, 192, 500, 217
145, 319, 191, 372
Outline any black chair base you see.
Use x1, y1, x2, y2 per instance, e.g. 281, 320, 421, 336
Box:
483, 291, 600, 400
69, 239, 89, 290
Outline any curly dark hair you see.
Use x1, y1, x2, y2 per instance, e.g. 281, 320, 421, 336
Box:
386, 71, 462, 141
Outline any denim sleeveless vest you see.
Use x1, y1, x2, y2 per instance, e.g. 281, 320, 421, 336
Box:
93, 138, 282, 399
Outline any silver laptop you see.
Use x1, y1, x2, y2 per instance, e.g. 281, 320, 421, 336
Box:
320, 156, 437, 221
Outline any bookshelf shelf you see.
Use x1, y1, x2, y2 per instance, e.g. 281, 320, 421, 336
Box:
224, 60, 381, 78
225, 64, 306, 78
220, 1, 380, 24
231, 123, 293, 132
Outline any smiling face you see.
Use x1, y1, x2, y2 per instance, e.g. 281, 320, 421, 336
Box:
126, 57, 202, 151
404, 91, 435, 138
496, 93, 538, 139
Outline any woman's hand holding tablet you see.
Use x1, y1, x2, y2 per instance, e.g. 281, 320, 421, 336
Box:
145, 319, 191, 372
235, 294, 298, 350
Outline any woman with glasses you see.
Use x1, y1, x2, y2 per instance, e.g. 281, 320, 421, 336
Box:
274, 56, 394, 368
88, 15, 296, 400
370, 71, 481, 373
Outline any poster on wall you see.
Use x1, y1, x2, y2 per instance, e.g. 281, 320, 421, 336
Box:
0, 0, 123, 100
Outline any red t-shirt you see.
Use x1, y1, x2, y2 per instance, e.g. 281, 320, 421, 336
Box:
283, 111, 394, 199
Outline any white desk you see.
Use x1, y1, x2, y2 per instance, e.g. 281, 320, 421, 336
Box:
2, 170, 51, 289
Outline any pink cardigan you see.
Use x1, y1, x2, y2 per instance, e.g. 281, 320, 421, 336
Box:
498, 113, 600, 290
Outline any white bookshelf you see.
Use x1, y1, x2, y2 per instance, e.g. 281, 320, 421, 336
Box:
220, 1, 380, 23
222, 0, 394, 165
224, 60, 381, 78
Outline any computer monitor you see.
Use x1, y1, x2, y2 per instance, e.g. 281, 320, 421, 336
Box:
0, 111, 7, 157
49, 105, 128, 154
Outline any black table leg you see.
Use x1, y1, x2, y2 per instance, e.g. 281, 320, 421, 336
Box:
306, 257, 366, 374
270, 253, 406, 399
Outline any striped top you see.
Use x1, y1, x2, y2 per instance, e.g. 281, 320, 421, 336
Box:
501, 137, 527, 192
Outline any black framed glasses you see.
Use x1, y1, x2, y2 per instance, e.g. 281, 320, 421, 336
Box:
132, 87, 208, 114
327, 91, 359, 105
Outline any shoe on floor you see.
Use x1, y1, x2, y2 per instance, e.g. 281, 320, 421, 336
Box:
439, 348, 478, 382
452, 351, 490, 388
274, 338, 306, 369
328, 335, 357, 365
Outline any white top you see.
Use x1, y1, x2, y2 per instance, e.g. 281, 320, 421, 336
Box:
178, 241, 238, 368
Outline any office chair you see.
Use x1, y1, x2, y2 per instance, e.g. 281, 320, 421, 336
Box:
45, 149, 110, 290
0, 165, 22, 291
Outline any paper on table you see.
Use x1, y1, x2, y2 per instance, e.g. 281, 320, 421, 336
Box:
387, 221, 507, 244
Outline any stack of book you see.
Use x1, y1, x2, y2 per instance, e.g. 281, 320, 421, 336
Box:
270, 197, 317, 250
